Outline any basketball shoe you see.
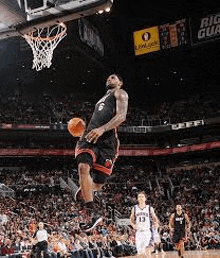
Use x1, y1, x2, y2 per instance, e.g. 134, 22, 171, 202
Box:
74, 187, 97, 202
80, 210, 102, 232
74, 187, 84, 202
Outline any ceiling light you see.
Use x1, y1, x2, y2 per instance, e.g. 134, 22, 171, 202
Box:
105, 7, 111, 12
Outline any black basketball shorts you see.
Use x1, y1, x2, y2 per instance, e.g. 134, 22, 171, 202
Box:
75, 134, 119, 178
173, 230, 185, 243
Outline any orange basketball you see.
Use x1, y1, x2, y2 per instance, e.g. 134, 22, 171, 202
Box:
67, 117, 86, 137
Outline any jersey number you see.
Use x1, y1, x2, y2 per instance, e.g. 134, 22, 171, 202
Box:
139, 217, 146, 222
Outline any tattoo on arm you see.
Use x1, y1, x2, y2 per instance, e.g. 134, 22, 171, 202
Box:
102, 89, 128, 131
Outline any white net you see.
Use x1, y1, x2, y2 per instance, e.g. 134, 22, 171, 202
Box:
23, 23, 67, 71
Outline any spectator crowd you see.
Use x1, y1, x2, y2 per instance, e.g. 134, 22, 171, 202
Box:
0, 90, 220, 126
0, 88, 219, 258
0, 157, 220, 258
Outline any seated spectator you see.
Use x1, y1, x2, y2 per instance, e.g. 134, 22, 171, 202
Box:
57, 237, 70, 257
1, 238, 15, 256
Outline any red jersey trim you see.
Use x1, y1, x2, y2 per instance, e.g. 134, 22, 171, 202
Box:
92, 163, 112, 176
75, 148, 96, 163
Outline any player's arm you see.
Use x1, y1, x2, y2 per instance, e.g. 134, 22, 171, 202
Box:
110, 88, 129, 126
184, 213, 191, 233
85, 89, 128, 143
169, 213, 175, 233
130, 207, 136, 230
150, 207, 159, 228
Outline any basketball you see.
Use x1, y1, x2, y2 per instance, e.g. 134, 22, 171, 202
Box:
67, 117, 86, 137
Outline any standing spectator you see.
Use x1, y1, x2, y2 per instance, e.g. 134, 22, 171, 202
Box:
32, 222, 50, 258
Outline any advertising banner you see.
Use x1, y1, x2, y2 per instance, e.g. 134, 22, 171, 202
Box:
0, 141, 219, 156
0, 123, 13, 129
133, 26, 160, 56
190, 12, 220, 44
16, 124, 50, 130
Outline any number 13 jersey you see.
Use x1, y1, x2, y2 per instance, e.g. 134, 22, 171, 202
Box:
134, 204, 152, 231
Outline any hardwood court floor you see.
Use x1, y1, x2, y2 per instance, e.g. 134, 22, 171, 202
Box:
152, 250, 220, 257
124, 250, 220, 258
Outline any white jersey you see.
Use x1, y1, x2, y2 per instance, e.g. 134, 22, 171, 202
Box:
36, 229, 48, 242
134, 204, 151, 231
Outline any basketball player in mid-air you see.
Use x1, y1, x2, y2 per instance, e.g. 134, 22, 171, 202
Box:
75, 74, 128, 232
130, 191, 159, 258
169, 204, 191, 258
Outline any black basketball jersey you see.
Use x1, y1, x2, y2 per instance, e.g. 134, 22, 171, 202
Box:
87, 90, 116, 134
174, 212, 185, 233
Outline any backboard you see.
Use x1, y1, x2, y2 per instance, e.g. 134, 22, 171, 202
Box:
0, 0, 113, 39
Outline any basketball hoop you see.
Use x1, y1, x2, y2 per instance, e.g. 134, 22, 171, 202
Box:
22, 22, 67, 71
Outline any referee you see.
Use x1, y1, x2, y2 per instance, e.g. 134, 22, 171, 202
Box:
33, 222, 50, 258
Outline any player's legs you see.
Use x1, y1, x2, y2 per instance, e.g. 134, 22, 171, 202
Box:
136, 231, 152, 258
92, 182, 103, 191
153, 243, 159, 254
175, 240, 184, 257
152, 228, 161, 254
173, 232, 181, 257
75, 136, 117, 232
74, 170, 106, 202
78, 162, 93, 203
76, 159, 109, 232
76, 152, 94, 203
137, 254, 146, 258
179, 240, 185, 257
74, 181, 103, 202
175, 242, 180, 256
159, 242, 165, 253
174, 231, 185, 258
136, 246, 152, 258
144, 246, 152, 258
76, 154, 103, 232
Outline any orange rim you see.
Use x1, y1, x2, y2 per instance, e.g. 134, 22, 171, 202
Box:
23, 22, 67, 42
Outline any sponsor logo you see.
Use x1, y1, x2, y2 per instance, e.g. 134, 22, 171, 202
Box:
104, 159, 112, 169
142, 32, 151, 41
133, 26, 160, 55
197, 13, 220, 40
135, 41, 158, 51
